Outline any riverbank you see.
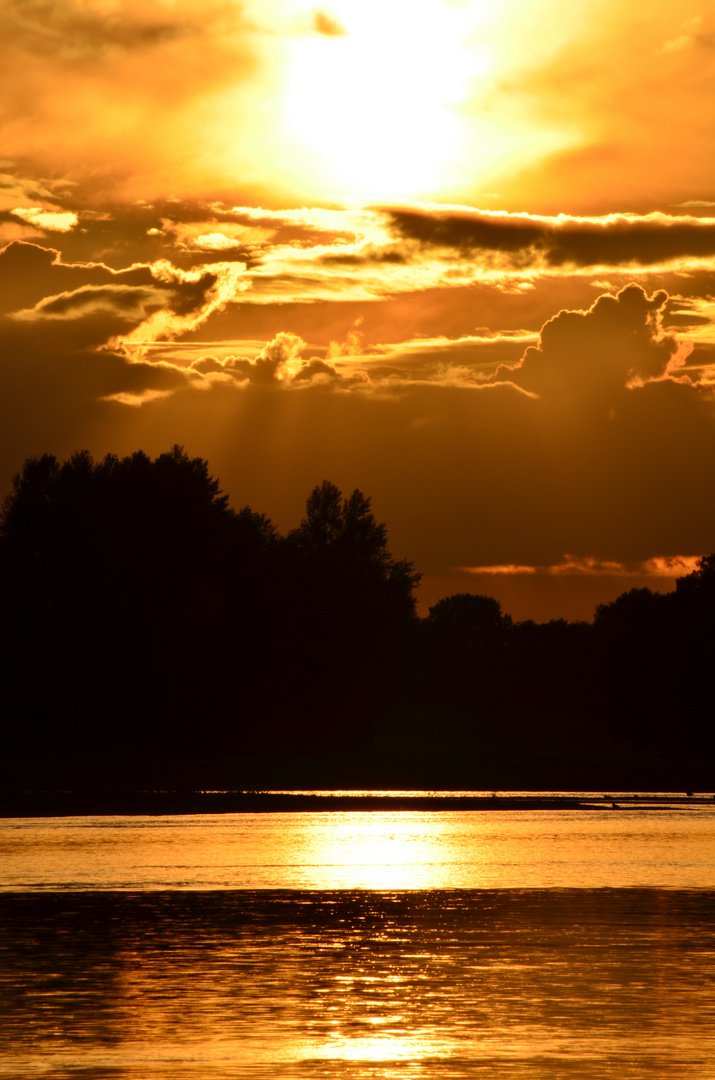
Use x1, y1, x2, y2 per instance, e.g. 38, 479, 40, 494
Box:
2, 751, 713, 816
1, 789, 714, 817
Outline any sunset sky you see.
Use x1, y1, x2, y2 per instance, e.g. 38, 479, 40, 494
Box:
2, 0, 715, 619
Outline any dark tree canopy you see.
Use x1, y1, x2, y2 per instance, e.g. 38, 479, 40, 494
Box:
289, 480, 420, 606
1, 444, 230, 551
1, 444, 714, 777
675, 553, 715, 600
0, 456, 423, 757
427, 593, 512, 647
277, 481, 421, 744
0, 447, 277, 755
593, 587, 670, 636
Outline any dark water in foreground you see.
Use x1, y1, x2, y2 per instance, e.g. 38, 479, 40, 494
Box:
1, 810, 714, 1078
2, 889, 715, 1079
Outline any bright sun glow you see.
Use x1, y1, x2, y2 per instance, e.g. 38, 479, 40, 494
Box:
276, 0, 584, 202
282, 0, 495, 199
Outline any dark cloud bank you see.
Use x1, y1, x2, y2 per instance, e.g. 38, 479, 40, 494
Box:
387, 206, 715, 268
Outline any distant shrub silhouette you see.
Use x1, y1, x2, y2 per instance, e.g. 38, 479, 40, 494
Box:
427, 593, 511, 646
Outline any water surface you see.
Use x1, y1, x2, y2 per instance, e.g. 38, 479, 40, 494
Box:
1, 809, 714, 1078
2, 808, 714, 890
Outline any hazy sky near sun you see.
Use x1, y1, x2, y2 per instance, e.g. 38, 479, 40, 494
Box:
2, 0, 715, 619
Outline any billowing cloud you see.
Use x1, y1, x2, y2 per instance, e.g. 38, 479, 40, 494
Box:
0, 173, 66, 212
189, 332, 368, 389
8, 197, 715, 328
203, 332, 307, 385
0, 241, 247, 448
492, 284, 693, 409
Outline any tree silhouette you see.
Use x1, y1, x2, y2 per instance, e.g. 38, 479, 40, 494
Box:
0, 446, 277, 755
276, 481, 421, 748
409, 593, 513, 734
427, 593, 512, 648
593, 573, 715, 755
3, 443, 712, 780
290, 481, 420, 607
0, 460, 427, 758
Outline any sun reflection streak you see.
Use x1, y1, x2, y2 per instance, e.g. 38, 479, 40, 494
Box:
3, 809, 715, 891
300, 1032, 451, 1063
296, 811, 469, 890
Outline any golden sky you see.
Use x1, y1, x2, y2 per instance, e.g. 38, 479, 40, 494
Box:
2, 0, 715, 619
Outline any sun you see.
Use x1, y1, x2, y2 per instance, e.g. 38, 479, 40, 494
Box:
280, 0, 496, 200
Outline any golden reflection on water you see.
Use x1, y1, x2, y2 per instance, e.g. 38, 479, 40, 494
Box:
2, 809, 715, 1076
301, 1033, 447, 1064
293, 813, 456, 890
2, 889, 715, 1079
2, 808, 715, 890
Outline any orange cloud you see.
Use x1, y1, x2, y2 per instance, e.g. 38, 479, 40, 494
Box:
188, 332, 369, 390
491, 284, 695, 411
463, 555, 703, 578
0, 1, 276, 202
2, 223, 715, 625
10, 208, 77, 232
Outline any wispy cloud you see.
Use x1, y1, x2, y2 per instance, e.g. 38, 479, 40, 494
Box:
385, 205, 715, 271
10, 207, 77, 232
463, 555, 702, 578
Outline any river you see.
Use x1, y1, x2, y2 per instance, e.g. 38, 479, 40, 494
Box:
1, 802, 714, 1077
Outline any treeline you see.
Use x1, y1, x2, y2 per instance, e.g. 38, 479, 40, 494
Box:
0, 446, 713, 767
